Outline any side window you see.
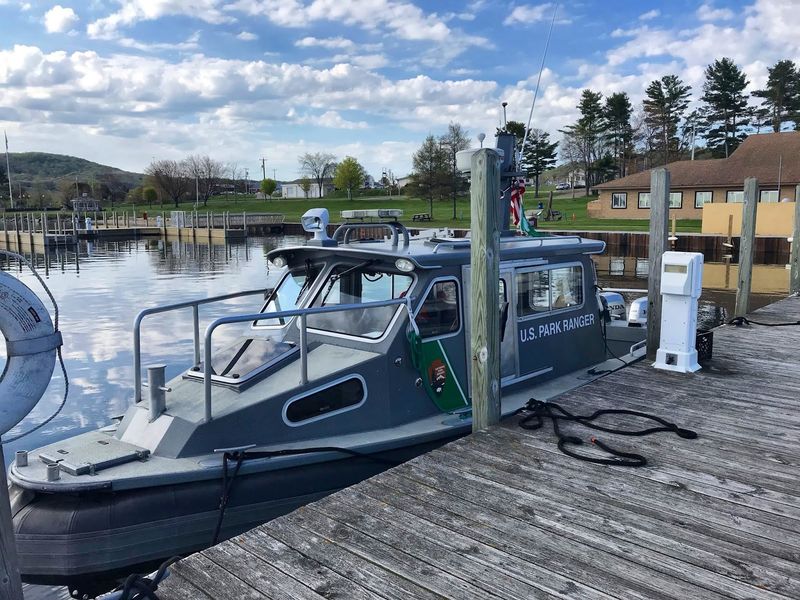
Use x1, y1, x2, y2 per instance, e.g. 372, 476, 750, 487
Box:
549, 267, 583, 308
516, 270, 550, 317
285, 378, 365, 424
418, 280, 460, 338
516, 266, 583, 317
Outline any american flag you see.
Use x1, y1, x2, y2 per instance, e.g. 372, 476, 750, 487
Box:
509, 179, 525, 225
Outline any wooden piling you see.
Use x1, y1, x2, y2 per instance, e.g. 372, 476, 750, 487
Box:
735, 177, 759, 317
469, 148, 501, 432
647, 168, 670, 360
791, 184, 800, 295
0, 446, 24, 599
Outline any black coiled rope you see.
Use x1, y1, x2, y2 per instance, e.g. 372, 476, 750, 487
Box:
115, 556, 182, 600
518, 399, 697, 467
728, 316, 800, 327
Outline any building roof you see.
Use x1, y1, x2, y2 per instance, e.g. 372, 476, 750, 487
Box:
594, 132, 800, 190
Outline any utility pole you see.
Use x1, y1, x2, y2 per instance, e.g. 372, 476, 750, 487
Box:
3, 129, 13, 209
244, 168, 249, 195
261, 158, 267, 181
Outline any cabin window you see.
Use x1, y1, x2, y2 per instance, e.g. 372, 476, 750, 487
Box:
726, 190, 744, 203
611, 193, 627, 209
417, 280, 461, 338
760, 190, 779, 203
695, 191, 712, 208
638, 192, 650, 209
285, 377, 366, 424
669, 192, 683, 209
308, 263, 413, 339
516, 265, 583, 317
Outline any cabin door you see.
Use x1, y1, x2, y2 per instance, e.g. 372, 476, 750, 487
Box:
462, 267, 518, 393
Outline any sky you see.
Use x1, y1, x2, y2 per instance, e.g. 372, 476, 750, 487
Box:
0, 0, 797, 182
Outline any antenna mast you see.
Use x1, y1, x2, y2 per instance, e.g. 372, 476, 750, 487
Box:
519, 2, 559, 164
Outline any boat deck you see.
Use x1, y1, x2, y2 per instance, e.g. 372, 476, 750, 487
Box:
158, 295, 800, 599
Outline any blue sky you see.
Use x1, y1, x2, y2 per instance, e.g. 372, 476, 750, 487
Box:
0, 0, 794, 180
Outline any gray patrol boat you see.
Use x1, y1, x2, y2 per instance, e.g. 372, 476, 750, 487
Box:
8, 136, 645, 596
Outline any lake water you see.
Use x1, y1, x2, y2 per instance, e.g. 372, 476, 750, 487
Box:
0, 234, 791, 598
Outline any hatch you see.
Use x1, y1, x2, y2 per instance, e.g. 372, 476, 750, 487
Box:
39, 431, 150, 476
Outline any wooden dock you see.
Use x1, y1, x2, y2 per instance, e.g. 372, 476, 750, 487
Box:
158, 295, 800, 600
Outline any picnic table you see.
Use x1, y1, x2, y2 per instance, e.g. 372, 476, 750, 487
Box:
412, 213, 432, 222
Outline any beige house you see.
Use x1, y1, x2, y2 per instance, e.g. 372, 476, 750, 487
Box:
589, 132, 800, 219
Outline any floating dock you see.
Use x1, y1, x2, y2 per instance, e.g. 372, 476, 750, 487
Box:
157, 295, 800, 599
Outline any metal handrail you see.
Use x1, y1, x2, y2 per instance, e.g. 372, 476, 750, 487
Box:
202, 297, 413, 423
133, 289, 268, 404
332, 222, 410, 247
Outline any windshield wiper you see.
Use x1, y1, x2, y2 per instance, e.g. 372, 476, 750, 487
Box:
294, 259, 317, 304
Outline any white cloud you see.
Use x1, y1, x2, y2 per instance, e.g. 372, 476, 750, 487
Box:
697, 2, 735, 21
236, 31, 258, 41
290, 109, 368, 129
44, 5, 79, 33
639, 9, 660, 21
295, 36, 355, 50
87, 0, 234, 39
118, 31, 201, 52
231, 0, 487, 62
503, 3, 566, 26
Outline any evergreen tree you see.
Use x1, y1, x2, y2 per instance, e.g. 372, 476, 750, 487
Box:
642, 75, 692, 166
411, 135, 449, 217
753, 59, 800, 132
700, 57, 750, 157
521, 129, 558, 198
496, 120, 527, 153
604, 92, 633, 177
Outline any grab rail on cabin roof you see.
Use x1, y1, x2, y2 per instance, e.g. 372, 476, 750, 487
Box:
332, 222, 410, 247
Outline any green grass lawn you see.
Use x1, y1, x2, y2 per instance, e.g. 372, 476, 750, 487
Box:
113, 193, 702, 233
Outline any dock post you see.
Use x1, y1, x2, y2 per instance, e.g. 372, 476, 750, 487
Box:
647, 168, 670, 360
469, 148, 501, 432
0, 445, 24, 600
243, 211, 247, 236
735, 177, 759, 317
791, 184, 800, 295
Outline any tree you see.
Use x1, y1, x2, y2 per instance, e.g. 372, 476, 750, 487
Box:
143, 186, 158, 206
439, 121, 471, 211
333, 157, 366, 200
300, 177, 311, 198
184, 155, 225, 206
299, 152, 337, 198
521, 129, 558, 197
411, 134, 449, 216
260, 178, 277, 198
145, 159, 188, 207
642, 75, 692, 166
560, 89, 606, 195
700, 57, 750, 157
753, 59, 800, 133
604, 92, 633, 177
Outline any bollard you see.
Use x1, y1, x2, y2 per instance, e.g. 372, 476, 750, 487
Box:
15, 451, 27, 468
46, 464, 60, 482
147, 364, 168, 421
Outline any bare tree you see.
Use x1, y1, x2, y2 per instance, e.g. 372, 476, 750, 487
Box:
228, 163, 240, 194
145, 159, 188, 207
184, 155, 225, 206
299, 152, 337, 197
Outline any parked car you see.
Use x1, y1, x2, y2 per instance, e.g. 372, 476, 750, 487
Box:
555, 182, 570, 190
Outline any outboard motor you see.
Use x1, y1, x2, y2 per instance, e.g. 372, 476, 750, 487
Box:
628, 297, 648, 327
598, 291, 626, 321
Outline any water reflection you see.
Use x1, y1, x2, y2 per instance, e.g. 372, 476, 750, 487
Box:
0, 235, 304, 462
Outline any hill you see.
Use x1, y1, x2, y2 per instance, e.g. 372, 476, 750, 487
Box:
0, 152, 143, 190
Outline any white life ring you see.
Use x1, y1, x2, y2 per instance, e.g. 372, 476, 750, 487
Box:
0, 271, 62, 436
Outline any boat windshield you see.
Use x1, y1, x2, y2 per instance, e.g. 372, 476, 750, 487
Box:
307, 263, 413, 339
258, 267, 315, 326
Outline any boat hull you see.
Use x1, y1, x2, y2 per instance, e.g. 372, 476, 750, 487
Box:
12, 437, 454, 590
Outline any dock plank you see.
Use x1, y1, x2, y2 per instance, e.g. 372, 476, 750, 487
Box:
158, 295, 800, 600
